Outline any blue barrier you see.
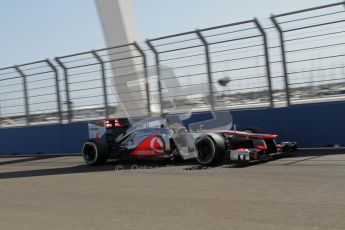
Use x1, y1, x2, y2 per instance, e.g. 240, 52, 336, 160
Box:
0, 122, 88, 155
0, 101, 344, 155
184, 101, 345, 148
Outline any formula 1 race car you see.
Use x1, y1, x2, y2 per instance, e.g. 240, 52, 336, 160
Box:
82, 116, 297, 166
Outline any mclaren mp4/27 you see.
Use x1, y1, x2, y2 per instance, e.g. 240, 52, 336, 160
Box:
82, 116, 297, 166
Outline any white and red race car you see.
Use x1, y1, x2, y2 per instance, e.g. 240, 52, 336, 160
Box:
82, 115, 297, 166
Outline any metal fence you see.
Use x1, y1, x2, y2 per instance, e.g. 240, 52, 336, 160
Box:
1, 1, 345, 127
146, 19, 273, 113
271, 2, 345, 105
0, 60, 61, 126
54, 43, 151, 122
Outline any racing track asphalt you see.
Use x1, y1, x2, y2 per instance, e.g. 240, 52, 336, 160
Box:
1, 150, 345, 230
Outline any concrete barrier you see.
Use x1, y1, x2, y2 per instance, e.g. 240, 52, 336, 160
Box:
183, 101, 345, 148
0, 101, 344, 155
0, 122, 88, 155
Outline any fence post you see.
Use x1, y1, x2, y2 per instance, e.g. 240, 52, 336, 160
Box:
195, 30, 215, 110
0, 77, 3, 126
45, 59, 62, 124
91, 50, 109, 118
253, 18, 274, 108
271, 15, 291, 106
14, 66, 30, 125
55, 58, 73, 122
0, 97, 1, 127
133, 42, 151, 115
146, 40, 163, 114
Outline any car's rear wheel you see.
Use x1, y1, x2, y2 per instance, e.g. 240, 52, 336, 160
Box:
195, 134, 226, 166
82, 139, 109, 166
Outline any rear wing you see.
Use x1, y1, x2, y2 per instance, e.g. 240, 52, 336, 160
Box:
105, 118, 129, 129
104, 118, 130, 143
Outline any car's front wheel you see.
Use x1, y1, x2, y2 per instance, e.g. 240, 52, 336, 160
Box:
82, 138, 109, 166
195, 134, 226, 166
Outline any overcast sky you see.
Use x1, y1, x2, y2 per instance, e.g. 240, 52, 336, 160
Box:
0, 0, 334, 67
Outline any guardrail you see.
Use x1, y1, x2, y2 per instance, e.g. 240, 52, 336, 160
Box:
1, 1, 345, 127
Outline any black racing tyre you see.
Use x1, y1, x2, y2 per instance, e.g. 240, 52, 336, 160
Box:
195, 134, 226, 166
82, 138, 109, 166
242, 127, 263, 134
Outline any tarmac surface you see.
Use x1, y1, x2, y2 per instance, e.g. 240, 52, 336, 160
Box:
1, 150, 345, 230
